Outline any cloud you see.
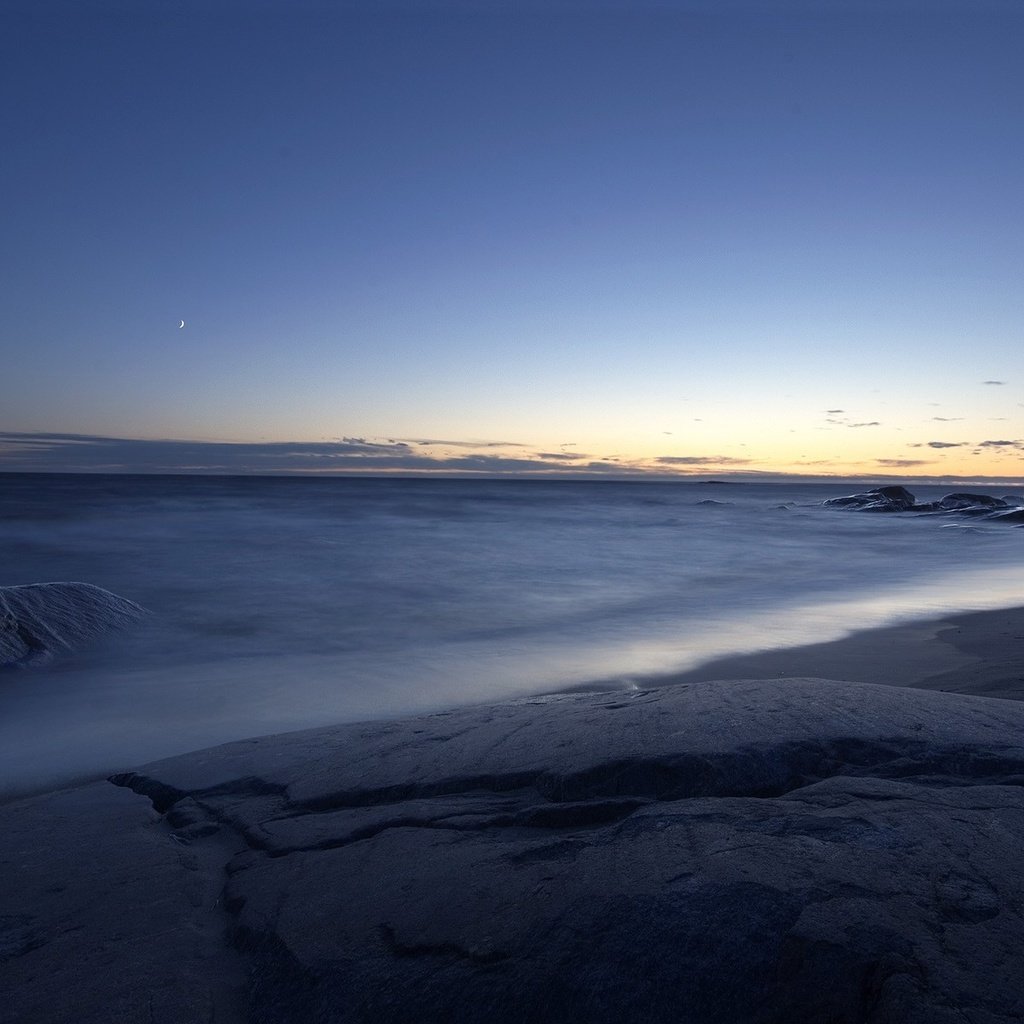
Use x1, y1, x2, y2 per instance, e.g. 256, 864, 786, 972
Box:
0, 431, 656, 477
420, 453, 648, 474
395, 437, 524, 449
6, 431, 1013, 481
824, 413, 881, 429
655, 456, 753, 466
340, 436, 411, 451
982, 380, 1007, 386
0, 432, 446, 473
926, 441, 964, 449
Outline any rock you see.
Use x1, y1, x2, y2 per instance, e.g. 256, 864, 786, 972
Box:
75, 678, 1024, 1024
824, 487, 1023, 523
915, 493, 1012, 516
0, 582, 142, 668
0, 783, 248, 1024
933, 492, 1009, 511
822, 486, 918, 512
989, 508, 1024, 524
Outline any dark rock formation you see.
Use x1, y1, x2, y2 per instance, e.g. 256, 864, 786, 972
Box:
931, 492, 1008, 511
822, 485, 917, 512
4, 678, 1018, 1023
0, 582, 142, 668
989, 508, 1024, 524
825, 486, 1023, 523
0, 784, 248, 1024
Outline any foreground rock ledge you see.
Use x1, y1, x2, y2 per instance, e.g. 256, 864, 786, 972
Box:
6, 678, 1024, 1024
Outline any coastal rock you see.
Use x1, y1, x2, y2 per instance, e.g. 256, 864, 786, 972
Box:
822, 485, 917, 512
932, 492, 1008, 511
825, 486, 1023, 523
989, 507, 1024, 524
46, 678, 1019, 1024
0, 582, 142, 668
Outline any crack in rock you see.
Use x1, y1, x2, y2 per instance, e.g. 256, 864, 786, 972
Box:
98, 680, 1024, 1024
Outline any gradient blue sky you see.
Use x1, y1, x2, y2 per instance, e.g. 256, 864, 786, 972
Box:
2, 0, 1023, 478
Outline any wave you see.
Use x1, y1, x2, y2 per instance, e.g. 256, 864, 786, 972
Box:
0, 582, 142, 668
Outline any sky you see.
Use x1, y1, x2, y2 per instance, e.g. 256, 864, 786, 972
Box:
2, 0, 1023, 480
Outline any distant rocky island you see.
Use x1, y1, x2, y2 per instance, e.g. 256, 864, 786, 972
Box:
824, 485, 1024, 522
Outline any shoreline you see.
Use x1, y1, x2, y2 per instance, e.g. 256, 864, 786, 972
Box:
3, 603, 1022, 809
563, 604, 1024, 703
668, 604, 1024, 701
4, 604, 1024, 1021
6, 673, 1024, 1022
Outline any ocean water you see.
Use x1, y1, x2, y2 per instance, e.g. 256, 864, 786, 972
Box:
2, 472, 1023, 799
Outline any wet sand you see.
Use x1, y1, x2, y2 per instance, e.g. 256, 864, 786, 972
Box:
655, 605, 1024, 701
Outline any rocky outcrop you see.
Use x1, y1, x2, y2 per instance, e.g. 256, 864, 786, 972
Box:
77, 678, 1024, 1024
823, 485, 918, 512
989, 507, 1024, 523
0, 582, 142, 668
824, 486, 1023, 522
931, 492, 1008, 511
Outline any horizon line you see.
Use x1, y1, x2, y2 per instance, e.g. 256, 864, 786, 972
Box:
4, 467, 1024, 488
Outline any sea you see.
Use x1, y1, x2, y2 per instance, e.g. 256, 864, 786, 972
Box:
2, 472, 1023, 800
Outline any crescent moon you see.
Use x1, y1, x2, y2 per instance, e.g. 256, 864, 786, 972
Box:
178, 320, 185, 329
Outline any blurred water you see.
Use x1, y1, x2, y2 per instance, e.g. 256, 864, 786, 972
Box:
2, 472, 1022, 798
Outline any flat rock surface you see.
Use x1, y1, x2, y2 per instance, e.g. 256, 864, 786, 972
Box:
0, 783, 247, 1024
7, 677, 1024, 1022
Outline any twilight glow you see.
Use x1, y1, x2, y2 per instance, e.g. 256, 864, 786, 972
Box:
2, 1, 1022, 481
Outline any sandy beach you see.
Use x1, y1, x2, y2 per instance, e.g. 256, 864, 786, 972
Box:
3, 603, 1024, 1023
663, 605, 1024, 701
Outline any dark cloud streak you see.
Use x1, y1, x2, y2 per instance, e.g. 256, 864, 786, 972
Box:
395, 437, 524, 449
0, 432, 642, 477
979, 439, 1022, 448
655, 455, 753, 466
